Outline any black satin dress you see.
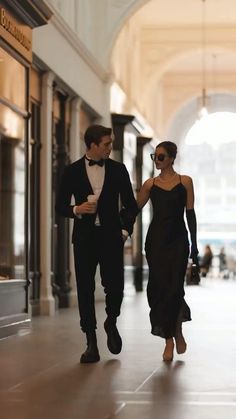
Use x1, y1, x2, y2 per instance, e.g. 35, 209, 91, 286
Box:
145, 177, 191, 339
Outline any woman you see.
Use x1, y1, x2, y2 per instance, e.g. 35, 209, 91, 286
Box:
137, 141, 198, 361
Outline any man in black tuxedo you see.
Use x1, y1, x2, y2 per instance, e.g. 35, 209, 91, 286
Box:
56, 124, 138, 363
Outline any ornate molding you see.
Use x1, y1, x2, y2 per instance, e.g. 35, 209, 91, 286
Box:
111, 0, 137, 7
1, 0, 52, 28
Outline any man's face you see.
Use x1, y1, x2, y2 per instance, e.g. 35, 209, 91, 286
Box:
93, 135, 113, 160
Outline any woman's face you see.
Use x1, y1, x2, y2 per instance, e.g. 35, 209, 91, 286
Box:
154, 146, 173, 170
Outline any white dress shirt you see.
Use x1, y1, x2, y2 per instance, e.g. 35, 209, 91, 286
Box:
74, 156, 128, 238
85, 156, 105, 225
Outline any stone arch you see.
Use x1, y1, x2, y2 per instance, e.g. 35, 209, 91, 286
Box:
105, 0, 149, 65
142, 44, 236, 106
166, 92, 236, 148
138, 43, 236, 136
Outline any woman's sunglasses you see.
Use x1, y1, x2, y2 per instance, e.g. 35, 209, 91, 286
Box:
150, 153, 168, 162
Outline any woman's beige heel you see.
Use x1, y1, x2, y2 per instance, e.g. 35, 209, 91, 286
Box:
175, 334, 187, 354
163, 338, 174, 361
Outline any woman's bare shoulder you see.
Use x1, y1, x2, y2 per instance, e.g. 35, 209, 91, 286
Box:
180, 174, 193, 185
139, 177, 154, 193
143, 177, 154, 188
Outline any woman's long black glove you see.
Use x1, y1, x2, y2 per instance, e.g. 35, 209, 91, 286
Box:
186, 208, 199, 265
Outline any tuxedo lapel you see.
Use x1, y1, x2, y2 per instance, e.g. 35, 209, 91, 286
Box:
97, 159, 111, 202
80, 156, 94, 195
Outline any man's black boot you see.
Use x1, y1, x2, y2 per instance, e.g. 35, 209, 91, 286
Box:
104, 318, 122, 355
80, 331, 100, 363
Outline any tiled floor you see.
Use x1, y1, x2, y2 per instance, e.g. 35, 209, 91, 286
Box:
1, 274, 236, 419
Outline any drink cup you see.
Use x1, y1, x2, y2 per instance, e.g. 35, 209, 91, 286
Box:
87, 194, 98, 213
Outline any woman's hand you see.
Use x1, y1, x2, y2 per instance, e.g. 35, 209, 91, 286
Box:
190, 245, 199, 266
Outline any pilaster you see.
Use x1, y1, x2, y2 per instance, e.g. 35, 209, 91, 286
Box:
40, 71, 56, 315
134, 136, 152, 291
69, 96, 82, 307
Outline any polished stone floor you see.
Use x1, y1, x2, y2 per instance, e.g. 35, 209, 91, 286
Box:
1, 274, 236, 419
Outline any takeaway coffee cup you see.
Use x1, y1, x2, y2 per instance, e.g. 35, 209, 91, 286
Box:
87, 194, 98, 213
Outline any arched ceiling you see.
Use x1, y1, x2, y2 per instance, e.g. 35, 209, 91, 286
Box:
111, 0, 236, 135
133, 0, 236, 74
46, 0, 236, 135
134, 0, 236, 25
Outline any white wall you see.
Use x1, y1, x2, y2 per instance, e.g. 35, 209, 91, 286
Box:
33, 16, 108, 118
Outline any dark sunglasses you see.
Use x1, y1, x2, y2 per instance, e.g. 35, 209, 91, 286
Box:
150, 153, 168, 162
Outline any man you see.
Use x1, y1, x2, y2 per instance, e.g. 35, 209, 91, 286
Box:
56, 124, 138, 363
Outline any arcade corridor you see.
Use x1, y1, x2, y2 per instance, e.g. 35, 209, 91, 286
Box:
1, 1, 236, 417
1, 274, 236, 419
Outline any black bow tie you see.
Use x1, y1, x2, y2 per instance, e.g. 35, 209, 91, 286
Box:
87, 158, 104, 167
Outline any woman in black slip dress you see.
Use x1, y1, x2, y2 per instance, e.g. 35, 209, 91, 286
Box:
137, 141, 199, 362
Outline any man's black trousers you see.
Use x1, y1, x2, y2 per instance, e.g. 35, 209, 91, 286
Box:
73, 226, 124, 332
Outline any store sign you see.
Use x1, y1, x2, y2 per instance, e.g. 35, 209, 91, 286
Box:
0, 7, 32, 62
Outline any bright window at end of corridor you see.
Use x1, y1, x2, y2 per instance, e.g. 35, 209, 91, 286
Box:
185, 112, 236, 149
181, 112, 236, 271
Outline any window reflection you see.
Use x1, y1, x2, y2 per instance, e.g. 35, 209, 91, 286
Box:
0, 104, 25, 279
0, 47, 26, 110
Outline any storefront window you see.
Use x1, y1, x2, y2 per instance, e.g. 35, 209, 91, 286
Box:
0, 46, 26, 280
0, 104, 25, 279
0, 47, 26, 109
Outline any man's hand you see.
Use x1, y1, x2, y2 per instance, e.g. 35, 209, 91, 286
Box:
74, 201, 97, 215
122, 230, 129, 242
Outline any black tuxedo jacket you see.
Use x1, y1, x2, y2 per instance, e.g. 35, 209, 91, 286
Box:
55, 156, 138, 243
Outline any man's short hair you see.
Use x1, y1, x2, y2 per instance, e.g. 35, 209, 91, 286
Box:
84, 124, 112, 148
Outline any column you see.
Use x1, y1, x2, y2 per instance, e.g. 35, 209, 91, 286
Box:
69, 96, 82, 307
134, 136, 152, 291
111, 113, 135, 162
40, 71, 56, 315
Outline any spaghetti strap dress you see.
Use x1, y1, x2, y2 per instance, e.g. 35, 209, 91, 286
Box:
145, 176, 191, 338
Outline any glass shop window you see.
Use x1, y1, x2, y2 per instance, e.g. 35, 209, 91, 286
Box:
0, 47, 26, 280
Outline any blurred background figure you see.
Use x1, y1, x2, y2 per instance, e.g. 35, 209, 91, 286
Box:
200, 245, 213, 277
219, 247, 227, 273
